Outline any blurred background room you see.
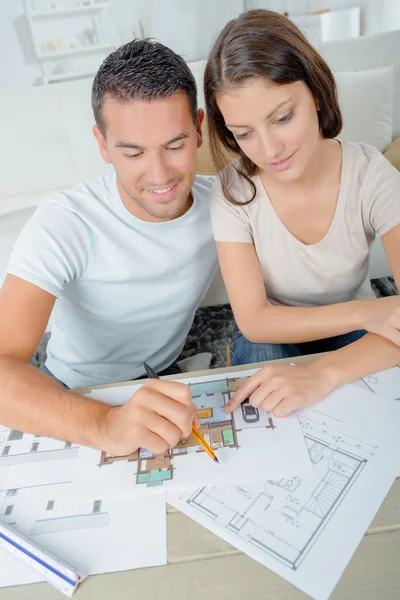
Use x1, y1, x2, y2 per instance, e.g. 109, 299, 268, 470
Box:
1, 0, 400, 366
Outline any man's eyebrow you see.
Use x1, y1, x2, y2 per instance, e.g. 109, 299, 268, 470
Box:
114, 132, 190, 150
165, 132, 190, 145
226, 98, 292, 128
114, 141, 143, 150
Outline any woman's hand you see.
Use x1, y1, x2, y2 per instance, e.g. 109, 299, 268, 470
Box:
224, 362, 337, 418
360, 296, 400, 346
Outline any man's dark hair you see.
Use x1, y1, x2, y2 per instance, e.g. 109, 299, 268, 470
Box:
92, 38, 198, 135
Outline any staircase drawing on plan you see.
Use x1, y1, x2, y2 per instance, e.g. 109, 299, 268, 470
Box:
179, 416, 371, 570
97, 376, 276, 488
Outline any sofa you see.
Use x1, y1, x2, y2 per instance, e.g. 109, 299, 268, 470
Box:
1, 30, 400, 368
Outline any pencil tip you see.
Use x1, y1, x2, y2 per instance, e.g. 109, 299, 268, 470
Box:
214, 457, 220, 464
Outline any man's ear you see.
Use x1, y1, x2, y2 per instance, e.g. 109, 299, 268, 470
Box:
196, 108, 205, 149
93, 125, 112, 164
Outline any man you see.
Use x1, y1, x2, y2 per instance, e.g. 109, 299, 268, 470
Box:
0, 40, 217, 457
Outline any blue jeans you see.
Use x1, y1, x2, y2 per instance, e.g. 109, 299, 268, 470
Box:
231, 330, 367, 366
40, 365, 69, 388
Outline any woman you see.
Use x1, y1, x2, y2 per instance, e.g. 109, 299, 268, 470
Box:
204, 10, 400, 417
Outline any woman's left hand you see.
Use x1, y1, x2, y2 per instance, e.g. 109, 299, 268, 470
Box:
224, 363, 336, 418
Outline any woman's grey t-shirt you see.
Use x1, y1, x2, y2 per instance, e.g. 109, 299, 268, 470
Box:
210, 142, 400, 308
7, 171, 217, 388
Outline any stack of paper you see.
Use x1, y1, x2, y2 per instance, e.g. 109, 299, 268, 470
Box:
0, 366, 399, 600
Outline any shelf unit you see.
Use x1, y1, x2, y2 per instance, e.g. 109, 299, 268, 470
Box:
29, 2, 109, 19
43, 69, 96, 84
24, 0, 113, 85
36, 42, 113, 59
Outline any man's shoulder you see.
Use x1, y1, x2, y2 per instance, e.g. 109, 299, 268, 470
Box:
192, 174, 216, 197
40, 169, 115, 216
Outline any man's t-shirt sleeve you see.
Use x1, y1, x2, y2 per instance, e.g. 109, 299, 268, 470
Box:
7, 200, 94, 297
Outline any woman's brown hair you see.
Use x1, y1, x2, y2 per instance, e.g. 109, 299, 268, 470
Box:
204, 9, 342, 205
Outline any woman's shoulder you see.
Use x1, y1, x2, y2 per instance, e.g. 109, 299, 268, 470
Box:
342, 140, 393, 172
341, 140, 400, 198
341, 141, 400, 235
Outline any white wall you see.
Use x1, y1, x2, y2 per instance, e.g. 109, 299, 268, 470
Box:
149, 0, 244, 61
247, 0, 400, 36
0, 0, 42, 90
4, 0, 400, 93
0, 0, 244, 92
362, 0, 400, 35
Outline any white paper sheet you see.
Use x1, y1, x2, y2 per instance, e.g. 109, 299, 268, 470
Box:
168, 384, 400, 600
351, 364, 400, 475
70, 369, 312, 498
352, 364, 400, 400
0, 424, 81, 492
0, 482, 167, 589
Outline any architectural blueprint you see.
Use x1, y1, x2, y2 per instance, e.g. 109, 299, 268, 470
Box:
0, 369, 310, 498
168, 384, 400, 600
0, 481, 166, 589
71, 369, 311, 498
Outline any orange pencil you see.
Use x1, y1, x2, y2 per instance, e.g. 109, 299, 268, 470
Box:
191, 426, 219, 464
143, 362, 220, 464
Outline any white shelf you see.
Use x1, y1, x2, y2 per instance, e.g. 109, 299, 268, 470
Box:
28, 2, 109, 19
44, 69, 95, 83
37, 42, 113, 58
24, 0, 112, 86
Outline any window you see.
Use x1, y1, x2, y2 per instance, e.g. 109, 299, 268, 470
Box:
30, 442, 39, 453
7, 430, 23, 441
4, 505, 13, 516
1, 446, 10, 456
46, 500, 55, 511
92, 500, 102, 514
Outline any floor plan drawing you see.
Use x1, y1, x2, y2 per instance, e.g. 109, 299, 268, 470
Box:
98, 376, 278, 487
0, 481, 167, 589
73, 370, 311, 498
169, 384, 400, 600
183, 433, 367, 571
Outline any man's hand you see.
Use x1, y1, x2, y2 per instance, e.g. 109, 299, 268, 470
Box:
100, 379, 199, 456
360, 296, 400, 346
224, 363, 336, 418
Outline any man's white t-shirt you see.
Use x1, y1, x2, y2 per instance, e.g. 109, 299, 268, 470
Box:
7, 171, 218, 388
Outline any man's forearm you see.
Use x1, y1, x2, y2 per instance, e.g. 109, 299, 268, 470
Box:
242, 300, 363, 344
0, 355, 111, 449
311, 332, 400, 388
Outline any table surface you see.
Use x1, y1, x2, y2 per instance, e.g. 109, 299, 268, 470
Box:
2, 356, 399, 600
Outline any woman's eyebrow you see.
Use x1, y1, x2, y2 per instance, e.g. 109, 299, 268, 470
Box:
226, 98, 292, 128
